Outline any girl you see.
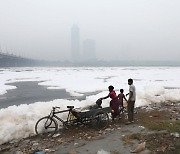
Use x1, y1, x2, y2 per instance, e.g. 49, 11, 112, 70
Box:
101, 85, 120, 121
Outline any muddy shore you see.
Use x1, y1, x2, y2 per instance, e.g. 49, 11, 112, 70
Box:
0, 101, 180, 154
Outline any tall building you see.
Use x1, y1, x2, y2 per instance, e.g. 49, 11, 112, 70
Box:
71, 25, 80, 62
83, 39, 96, 62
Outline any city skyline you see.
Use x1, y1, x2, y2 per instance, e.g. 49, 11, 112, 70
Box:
0, 0, 180, 62
71, 25, 96, 62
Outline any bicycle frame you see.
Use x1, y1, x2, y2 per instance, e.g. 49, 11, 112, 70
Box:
49, 107, 73, 125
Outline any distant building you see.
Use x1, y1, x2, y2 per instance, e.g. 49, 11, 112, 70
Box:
71, 25, 80, 62
83, 39, 96, 62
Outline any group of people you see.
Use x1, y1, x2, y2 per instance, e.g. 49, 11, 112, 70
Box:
100, 78, 136, 124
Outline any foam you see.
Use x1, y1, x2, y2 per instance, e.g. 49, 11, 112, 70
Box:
0, 99, 96, 145
0, 67, 180, 144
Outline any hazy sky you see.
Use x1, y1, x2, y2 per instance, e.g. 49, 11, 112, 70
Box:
0, 0, 180, 61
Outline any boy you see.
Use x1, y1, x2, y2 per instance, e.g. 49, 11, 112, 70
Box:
118, 89, 127, 109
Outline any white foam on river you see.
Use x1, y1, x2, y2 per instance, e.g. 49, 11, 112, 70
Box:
0, 67, 180, 144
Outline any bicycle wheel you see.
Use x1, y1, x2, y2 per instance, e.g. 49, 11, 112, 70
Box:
35, 116, 58, 137
92, 111, 109, 130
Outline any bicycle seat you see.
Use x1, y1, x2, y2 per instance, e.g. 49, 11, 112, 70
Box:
67, 106, 74, 109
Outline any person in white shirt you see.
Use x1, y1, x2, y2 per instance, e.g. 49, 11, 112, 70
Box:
126, 78, 136, 124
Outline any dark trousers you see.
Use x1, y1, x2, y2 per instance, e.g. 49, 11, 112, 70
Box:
127, 101, 135, 122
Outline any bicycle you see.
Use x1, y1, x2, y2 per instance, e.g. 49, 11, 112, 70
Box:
35, 105, 110, 137
35, 106, 76, 137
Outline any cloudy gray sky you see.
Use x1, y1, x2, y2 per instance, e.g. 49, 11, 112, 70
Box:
0, 0, 180, 61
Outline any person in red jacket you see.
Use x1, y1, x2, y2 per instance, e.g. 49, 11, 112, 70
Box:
101, 85, 120, 121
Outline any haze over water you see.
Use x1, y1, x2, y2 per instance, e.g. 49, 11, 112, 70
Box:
1, 0, 180, 150
0, 0, 180, 61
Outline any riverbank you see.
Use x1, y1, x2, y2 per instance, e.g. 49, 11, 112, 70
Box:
0, 101, 180, 154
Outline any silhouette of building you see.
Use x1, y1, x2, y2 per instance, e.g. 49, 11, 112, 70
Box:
83, 39, 96, 62
71, 25, 80, 62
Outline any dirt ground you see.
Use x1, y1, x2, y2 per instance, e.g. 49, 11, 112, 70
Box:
0, 102, 180, 154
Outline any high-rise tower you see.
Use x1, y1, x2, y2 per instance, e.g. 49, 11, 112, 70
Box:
71, 25, 80, 62
83, 39, 96, 62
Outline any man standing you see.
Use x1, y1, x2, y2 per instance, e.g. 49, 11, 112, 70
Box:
126, 78, 136, 124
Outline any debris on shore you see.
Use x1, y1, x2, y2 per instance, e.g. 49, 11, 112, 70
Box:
0, 101, 180, 154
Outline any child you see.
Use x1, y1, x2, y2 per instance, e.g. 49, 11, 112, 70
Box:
118, 89, 127, 112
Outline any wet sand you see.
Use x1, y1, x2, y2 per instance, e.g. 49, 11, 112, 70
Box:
0, 81, 71, 109
56, 124, 146, 154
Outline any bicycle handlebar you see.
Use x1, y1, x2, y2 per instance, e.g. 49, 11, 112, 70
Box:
53, 106, 60, 110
